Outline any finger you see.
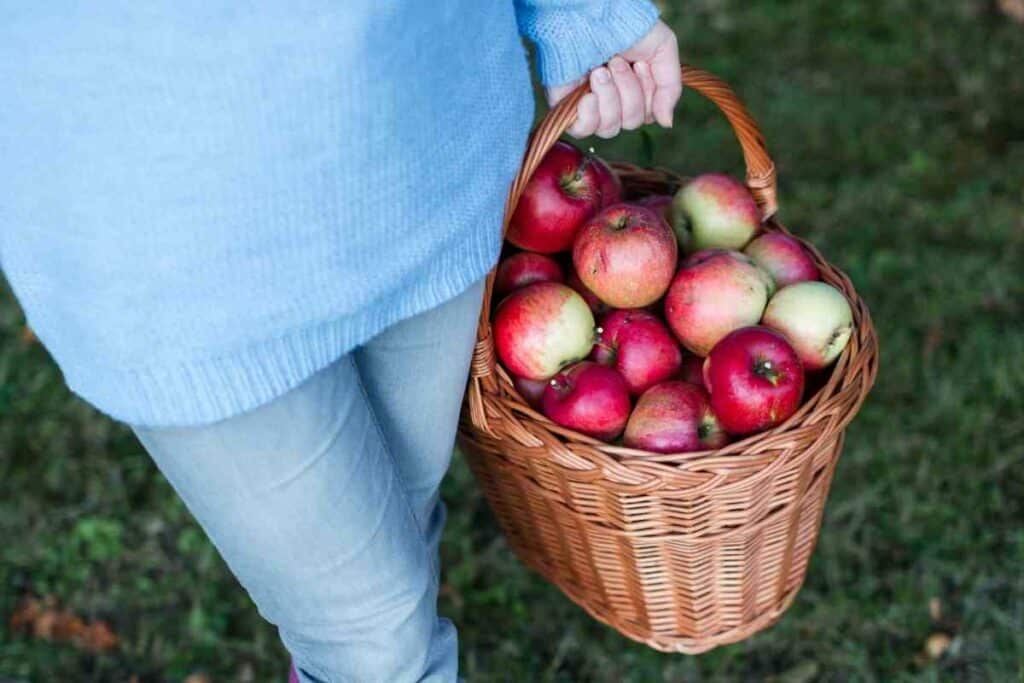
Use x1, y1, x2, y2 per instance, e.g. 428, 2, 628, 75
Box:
608, 56, 644, 131
649, 34, 683, 127
566, 93, 599, 138
545, 77, 584, 107
590, 67, 621, 139
633, 60, 657, 125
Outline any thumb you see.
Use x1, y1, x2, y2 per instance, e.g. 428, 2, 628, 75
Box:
648, 36, 682, 127
545, 77, 584, 107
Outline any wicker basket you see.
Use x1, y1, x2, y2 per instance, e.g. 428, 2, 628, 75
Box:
458, 65, 879, 654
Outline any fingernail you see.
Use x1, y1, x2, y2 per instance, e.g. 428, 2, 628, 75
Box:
594, 68, 611, 85
610, 57, 629, 72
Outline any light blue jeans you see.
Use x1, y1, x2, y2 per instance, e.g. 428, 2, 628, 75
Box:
133, 279, 485, 682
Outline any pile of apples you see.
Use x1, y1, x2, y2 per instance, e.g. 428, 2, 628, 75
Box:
492, 141, 853, 453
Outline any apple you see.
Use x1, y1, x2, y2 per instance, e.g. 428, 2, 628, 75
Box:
512, 375, 549, 410
762, 281, 853, 370
565, 267, 609, 316
703, 326, 805, 435
541, 361, 632, 440
682, 248, 775, 295
623, 381, 729, 453
678, 352, 705, 388
591, 309, 682, 395
640, 193, 695, 251
493, 281, 595, 380
683, 248, 731, 268
664, 250, 772, 356
743, 233, 819, 288
591, 154, 623, 206
506, 141, 604, 253
493, 252, 564, 299
673, 173, 761, 250
573, 203, 678, 309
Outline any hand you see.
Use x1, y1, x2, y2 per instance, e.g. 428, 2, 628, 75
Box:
546, 20, 682, 139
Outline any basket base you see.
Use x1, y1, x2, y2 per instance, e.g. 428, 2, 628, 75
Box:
458, 428, 845, 654
520, 545, 803, 654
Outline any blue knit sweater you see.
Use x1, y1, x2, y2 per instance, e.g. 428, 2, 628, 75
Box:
0, 1, 658, 427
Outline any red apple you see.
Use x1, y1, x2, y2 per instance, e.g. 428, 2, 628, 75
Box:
744, 233, 820, 288
513, 375, 549, 410
703, 326, 805, 435
623, 381, 729, 453
541, 361, 632, 441
684, 248, 776, 294
638, 194, 673, 217
493, 252, 564, 299
493, 282, 595, 380
682, 248, 724, 268
762, 282, 853, 370
566, 267, 609, 316
573, 203, 678, 308
639, 194, 689, 249
590, 154, 623, 206
591, 309, 682, 395
673, 173, 761, 250
507, 141, 604, 253
664, 250, 772, 356
677, 352, 705, 388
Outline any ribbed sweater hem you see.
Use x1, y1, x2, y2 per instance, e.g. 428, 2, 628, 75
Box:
63, 230, 500, 428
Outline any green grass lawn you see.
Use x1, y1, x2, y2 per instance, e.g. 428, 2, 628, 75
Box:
2, 1, 1023, 680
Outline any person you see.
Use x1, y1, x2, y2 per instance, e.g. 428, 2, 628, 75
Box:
0, 2, 681, 680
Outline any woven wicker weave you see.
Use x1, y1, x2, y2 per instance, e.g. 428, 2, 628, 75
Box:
458, 66, 879, 654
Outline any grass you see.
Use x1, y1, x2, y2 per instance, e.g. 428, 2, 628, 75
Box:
2, 0, 1023, 680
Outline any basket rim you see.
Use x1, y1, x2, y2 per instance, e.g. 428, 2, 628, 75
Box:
494, 222, 865, 462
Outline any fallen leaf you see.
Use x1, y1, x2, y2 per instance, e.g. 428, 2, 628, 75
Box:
998, 0, 1024, 23
32, 607, 60, 639
20, 326, 37, 345
925, 632, 952, 660
76, 619, 119, 653
9, 596, 118, 654
9, 597, 41, 630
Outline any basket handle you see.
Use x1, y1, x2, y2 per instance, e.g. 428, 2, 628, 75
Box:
469, 65, 777, 391
503, 65, 777, 237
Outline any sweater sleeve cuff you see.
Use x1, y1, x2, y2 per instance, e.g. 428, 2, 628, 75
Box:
517, 1, 661, 87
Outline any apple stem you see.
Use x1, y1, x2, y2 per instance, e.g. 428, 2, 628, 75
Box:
560, 166, 586, 196
753, 358, 781, 385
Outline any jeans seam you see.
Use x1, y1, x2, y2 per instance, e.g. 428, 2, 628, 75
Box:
348, 356, 440, 580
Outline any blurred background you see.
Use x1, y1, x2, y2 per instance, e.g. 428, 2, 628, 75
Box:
2, 1, 1022, 680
